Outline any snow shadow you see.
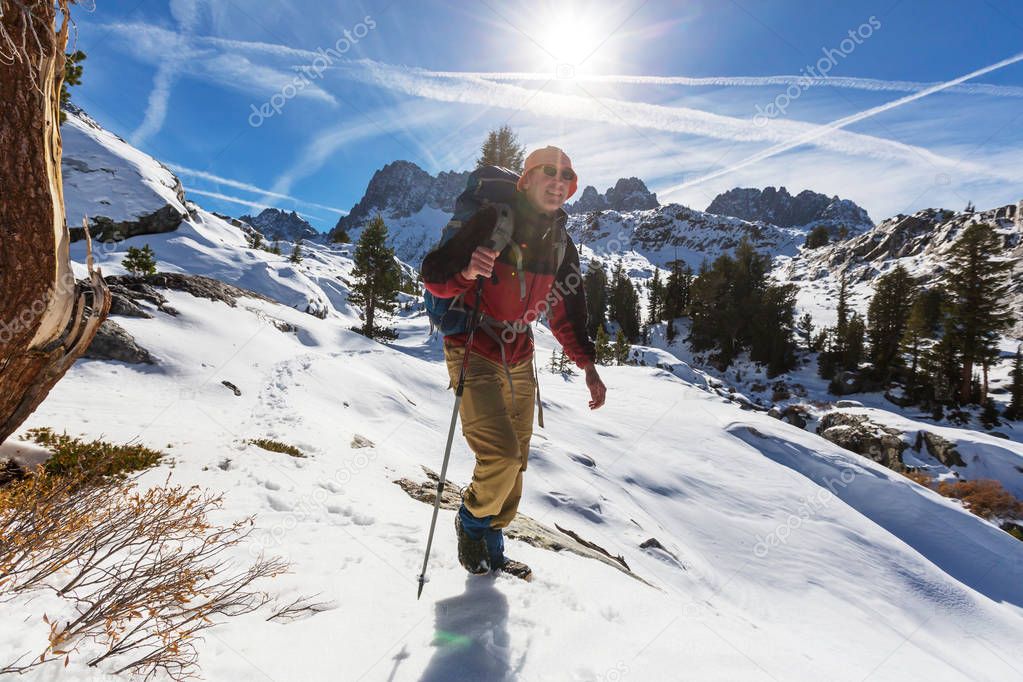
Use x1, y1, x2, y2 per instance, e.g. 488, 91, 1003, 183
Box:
418, 576, 518, 682
730, 424, 1023, 608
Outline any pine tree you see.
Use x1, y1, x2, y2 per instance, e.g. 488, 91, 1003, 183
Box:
583, 262, 608, 339
835, 270, 850, 354
608, 260, 641, 341
289, 238, 304, 263
797, 313, 815, 350
331, 228, 350, 244
842, 313, 866, 371
1004, 346, 1023, 421
943, 223, 1013, 403
804, 225, 830, 249
476, 125, 525, 172
613, 329, 630, 366
647, 268, 663, 324
349, 215, 400, 340
59, 49, 86, 122
900, 293, 934, 391
687, 240, 794, 371
980, 397, 1000, 429
270, 238, 281, 255
122, 244, 157, 277
595, 325, 612, 365
867, 264, 916, 383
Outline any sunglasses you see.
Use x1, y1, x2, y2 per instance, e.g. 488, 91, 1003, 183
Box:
540, 165, 576, 182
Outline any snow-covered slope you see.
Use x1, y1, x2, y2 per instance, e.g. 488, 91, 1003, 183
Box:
61, 108, 187, 231
6, 227, 1023, 679
3, 112, 1022, 681
570, 203, 805, 276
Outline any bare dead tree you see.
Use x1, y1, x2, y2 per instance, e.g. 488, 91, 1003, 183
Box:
0, 0, 110, 445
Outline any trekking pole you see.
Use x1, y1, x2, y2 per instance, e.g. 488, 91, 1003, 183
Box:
417, 276, 487, 599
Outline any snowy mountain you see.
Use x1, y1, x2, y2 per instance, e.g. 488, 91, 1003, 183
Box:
568, 203, 805, 275
566, 177, 659, 214
329, 160, 470, 263
239, 208, 321, 243
707, 185, 874, 232
776, 202, 1023, 335
61, 106, 188, 242
4, 110, 1022, 680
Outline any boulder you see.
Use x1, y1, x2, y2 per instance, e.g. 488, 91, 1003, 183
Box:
817, 412, 907, 471
84, 320, 155, 364
914, 431, 967, 468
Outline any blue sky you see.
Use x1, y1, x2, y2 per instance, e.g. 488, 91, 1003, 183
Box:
70, 0, 1023, 231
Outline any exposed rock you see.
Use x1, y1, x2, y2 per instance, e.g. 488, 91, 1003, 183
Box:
830, 371, 864, 395
566, 177, 659, 214
239, 208, 319, 242
639, 537, 686, 570
817, 412, 907, 471
332, 160, 470, 237
351, 434, 374, 449
107, 286, 154, 318
914, 431, 967, 468
706, 186, 873, 230
84, 320, 155, 364
106, 273, 275, 309
395, 466, 653, 586
69, 203, 185, 243
768, 404, 809, 429
221, 381, 241, 396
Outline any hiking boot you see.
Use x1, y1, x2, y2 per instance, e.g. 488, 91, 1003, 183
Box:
494, 558, 532, 581
455, 513, 490, 575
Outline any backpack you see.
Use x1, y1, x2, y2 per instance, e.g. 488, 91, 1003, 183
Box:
423, 165, 567, 336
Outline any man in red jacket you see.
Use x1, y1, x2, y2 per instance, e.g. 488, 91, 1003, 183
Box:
421, 146, 606, 580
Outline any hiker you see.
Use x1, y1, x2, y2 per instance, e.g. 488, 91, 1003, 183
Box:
421, 146, 606, 581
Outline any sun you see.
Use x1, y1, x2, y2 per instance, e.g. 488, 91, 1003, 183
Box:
533, 8, 608, 77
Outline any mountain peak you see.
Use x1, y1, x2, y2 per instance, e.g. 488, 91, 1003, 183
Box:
567, 176, 659, 214
239, 207, 319, 242
706, 186, 873, 230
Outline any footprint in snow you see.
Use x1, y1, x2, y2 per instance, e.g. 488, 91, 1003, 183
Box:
266, 495, 292, 512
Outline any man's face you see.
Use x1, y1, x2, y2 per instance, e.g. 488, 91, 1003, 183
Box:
521, 165, 572, 214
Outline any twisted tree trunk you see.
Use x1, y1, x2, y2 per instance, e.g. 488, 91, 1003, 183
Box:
0, 0, 110, 444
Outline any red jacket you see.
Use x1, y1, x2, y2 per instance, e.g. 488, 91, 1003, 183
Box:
421, 193, 595, 369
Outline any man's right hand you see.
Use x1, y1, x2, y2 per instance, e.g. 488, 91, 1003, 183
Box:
460, 246, 500, 280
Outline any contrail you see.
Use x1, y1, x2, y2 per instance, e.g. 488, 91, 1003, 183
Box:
165, 163, 345, 214
659, 49, 1023, 196
417, 70, 1023, 99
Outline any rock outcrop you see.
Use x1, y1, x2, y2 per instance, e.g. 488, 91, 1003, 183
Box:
817, 412, 907, 471
706, 186, 872, 231
567, 177, 659, 214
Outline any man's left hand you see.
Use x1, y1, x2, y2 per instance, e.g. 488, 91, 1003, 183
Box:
584, 364, 606, 410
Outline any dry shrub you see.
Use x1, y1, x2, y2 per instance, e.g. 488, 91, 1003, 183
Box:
25, 427, 163, 480
901, 469, 934, 487
936, 478, 1023, 521
247, 438, 305, 458
1, 468, 287, 679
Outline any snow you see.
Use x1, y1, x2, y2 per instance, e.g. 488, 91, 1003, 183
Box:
3, 113, 1022, 682
62, 112, 186, 226
4, 220, 1022, 680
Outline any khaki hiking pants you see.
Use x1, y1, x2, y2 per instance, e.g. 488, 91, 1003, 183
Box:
444, 344, 536, 529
